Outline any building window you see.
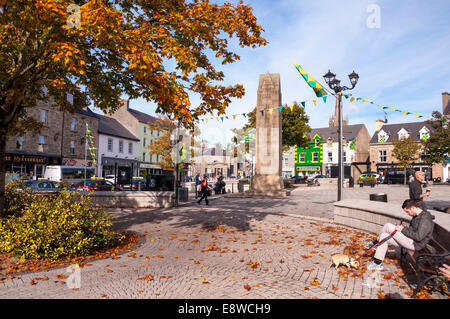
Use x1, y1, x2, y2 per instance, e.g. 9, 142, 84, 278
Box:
70, 141, 75, 155
71, 118, 77, 131
328, 152, 333, 162
312, 152, 319, 162
128, 142, 133, 154
142, 152, 146, 162
38, 135, 45, 152
107, 138, 113, 152
143, 138, 146, 147
39, 109, 47, 123
144, 126, 147, 134
314, 139, 320, 147
343, 151, 347, 162
16, 136, 24, 150
42, 85, 48, 97
299, 152, 305, 163
119, 140, 124, 153
379, 150, 387, 162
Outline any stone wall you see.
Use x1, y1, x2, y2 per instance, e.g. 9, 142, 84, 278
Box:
87, 191, 174, 208
334, 199, 450, 234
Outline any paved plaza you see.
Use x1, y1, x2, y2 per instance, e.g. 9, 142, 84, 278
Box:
0, 185, 449, 299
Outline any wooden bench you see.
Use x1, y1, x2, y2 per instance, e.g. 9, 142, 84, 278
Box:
400, 223, 450, 298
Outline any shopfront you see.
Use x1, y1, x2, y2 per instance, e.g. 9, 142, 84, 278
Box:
101, 157, 138, 185
5, 152, 61, 179
295, 165, 322, 177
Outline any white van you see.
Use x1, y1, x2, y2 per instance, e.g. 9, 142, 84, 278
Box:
44, 166, 94, 183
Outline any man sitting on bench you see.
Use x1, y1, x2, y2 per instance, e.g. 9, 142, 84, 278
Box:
365, 199, 435, 270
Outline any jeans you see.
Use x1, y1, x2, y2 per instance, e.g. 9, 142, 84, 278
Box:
374, 223, 415, 262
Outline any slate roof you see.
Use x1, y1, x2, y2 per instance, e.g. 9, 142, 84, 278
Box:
369, 121, 433, 144
306, 124, 365, 142
128, 108, 158, 124
95, 113, 139, 141
73, 107, 98, 118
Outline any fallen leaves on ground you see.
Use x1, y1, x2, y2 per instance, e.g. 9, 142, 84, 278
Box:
0, 231, 138, 275
137, 275, 153, 282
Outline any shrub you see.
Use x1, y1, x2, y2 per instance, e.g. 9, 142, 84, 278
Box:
4, 175, 34, 218
0, 190, 123, 261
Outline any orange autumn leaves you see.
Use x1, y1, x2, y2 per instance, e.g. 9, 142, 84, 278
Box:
1, 0, 267, 129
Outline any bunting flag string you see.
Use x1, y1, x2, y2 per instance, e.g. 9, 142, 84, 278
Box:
85, 123, 97, 164
197, 83, 433, 124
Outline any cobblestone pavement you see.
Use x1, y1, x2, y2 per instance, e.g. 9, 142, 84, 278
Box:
1, 186, 448, 299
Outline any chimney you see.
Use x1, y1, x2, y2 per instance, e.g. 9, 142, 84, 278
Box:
376, 119, 385, 131
443, 92, 450, 115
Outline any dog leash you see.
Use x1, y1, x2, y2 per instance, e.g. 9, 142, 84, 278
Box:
358, 221, 402, 259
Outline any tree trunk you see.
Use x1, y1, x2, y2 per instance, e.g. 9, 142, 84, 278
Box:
404, 167, 407, 185
0, 129, 7, 219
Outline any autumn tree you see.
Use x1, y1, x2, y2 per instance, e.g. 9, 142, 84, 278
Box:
422, 111, 450, 164
0, 0, 267, 217
391, 136, 422, 184
241, 102, 311, 151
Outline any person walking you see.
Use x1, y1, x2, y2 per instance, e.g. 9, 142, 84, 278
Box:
364, 199, 434, 270
197, 175, 210, 205
195, 173, 201, 198
409, 171, 430, 210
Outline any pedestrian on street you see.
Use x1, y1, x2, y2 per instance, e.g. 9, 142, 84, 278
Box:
364, 199, 434, 270
409, 171, 430, 210
197, 175, 210, 205
195, 173, 201, 198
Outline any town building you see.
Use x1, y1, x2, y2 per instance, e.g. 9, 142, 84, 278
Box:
5, 92, 99, 178
106, 99, 165, 180
60, 107, 99, 173
95, 113, 139, 182
191, 146, 252, 179
368, 120, 441, 180
295, 124, 371, 180
282, 147, 295, 178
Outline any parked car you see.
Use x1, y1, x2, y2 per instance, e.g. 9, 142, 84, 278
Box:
104, 175, 116, 184
23, 179, 62, 192
289, 175, 307, 184
358, 173, 377, 185
120, 177, 148, 191
70, 179, 117, 191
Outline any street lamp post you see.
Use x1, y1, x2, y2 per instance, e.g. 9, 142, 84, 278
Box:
323, 70, 359, 201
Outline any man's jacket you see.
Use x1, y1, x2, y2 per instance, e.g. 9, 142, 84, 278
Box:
401, 210, 435, 250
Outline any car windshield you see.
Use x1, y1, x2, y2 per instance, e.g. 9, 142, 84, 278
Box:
25, 182, 35, 187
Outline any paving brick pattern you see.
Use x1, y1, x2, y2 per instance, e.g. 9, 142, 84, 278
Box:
1, 186, 448, 299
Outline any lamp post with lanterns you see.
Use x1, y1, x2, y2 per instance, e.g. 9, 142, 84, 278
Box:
323, 70, 359, 201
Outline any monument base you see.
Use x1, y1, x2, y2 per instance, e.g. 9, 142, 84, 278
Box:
244, 189, 291, 197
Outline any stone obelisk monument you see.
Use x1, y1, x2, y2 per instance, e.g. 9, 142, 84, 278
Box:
247, 73, 290, 197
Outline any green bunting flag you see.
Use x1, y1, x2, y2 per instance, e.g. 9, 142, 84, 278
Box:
292, 62, 328, 99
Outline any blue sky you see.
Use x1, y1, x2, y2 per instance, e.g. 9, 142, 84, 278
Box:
108, 0, 450, 146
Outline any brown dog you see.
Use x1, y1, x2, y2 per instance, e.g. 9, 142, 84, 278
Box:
330, 253, 360, 269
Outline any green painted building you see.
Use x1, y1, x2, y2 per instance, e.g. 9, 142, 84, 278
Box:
295, 134, 323, 176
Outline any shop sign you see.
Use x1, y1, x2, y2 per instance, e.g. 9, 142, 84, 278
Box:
5, 154, 48, 164
296, 166, 320, 172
